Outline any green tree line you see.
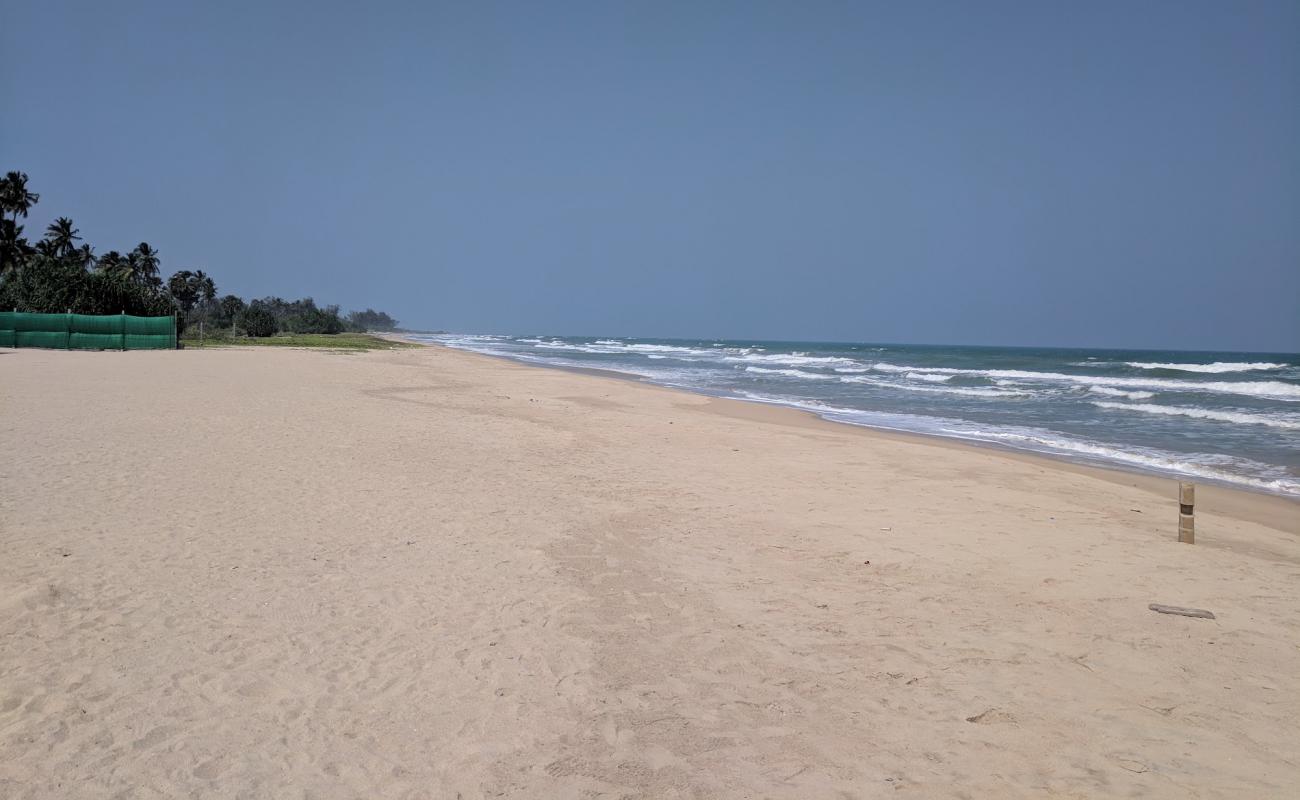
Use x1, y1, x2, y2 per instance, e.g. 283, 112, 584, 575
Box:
0, 171, 399, 336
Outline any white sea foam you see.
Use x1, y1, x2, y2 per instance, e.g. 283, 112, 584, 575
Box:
622, 343, 709, 354
907, 372, 952, 383
744, 366, 837, 380
435, 334, 509, 344
870, 362, 929, 374
841, 375, 1031, 398
729, 353, 861, 368
867, 363, 1300, 401
427, 334, 521, 357
1125, 361, 1287, 373
1088, 386, 1155, 400
1091, 401, 1300, 430
531, 340, 715, 359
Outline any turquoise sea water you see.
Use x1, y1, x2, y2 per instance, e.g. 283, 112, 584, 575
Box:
414, 334, 1300, 496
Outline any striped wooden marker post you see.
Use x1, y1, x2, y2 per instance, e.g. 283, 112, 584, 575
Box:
1178, 482, 1195, 544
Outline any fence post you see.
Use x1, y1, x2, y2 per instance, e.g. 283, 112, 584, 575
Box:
1178, 482, 1195, 544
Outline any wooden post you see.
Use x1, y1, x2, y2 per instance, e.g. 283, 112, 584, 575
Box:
1178, 482, 1195, 544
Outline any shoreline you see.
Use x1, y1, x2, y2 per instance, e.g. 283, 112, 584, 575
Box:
396, 336, 1299, 533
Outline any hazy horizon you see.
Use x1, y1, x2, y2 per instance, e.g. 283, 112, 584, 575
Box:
4, 1, 1297, 351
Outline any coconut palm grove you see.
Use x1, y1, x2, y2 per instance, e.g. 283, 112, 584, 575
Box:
0, 170, 397, 337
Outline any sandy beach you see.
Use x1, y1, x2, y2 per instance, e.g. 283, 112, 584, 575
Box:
2, 343, 1297, 798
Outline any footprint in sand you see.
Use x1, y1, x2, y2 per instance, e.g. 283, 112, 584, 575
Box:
965, 708, 1017, 725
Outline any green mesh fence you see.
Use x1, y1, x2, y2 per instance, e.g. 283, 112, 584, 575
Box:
0, 312, 176, 350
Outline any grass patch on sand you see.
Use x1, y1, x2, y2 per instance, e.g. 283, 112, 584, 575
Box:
182, 330, 420, 351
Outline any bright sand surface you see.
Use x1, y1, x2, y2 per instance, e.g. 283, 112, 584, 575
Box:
2, 344, 1297, 799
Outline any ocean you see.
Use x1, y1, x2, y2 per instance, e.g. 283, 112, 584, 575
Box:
412, 334, 1300, 497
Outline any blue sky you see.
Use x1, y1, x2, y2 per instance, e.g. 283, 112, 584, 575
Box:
3, 1, 1297, 350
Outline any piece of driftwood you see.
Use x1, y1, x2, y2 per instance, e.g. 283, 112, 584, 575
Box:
1149, 603, 1215, 620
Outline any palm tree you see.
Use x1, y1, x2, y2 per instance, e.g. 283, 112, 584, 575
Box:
44, 217, 81, 258
125, 250, 142, 282
167, 269, 220, 313
0, 171, 40, 222
194, 269, 216, 303
129, 242, 161, 287
76, 243, 96, 268
0, 219, 30, 275
167, 270, 197, 310
97, 250, 128, 281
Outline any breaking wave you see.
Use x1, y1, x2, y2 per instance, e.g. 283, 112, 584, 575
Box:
1091, 401, 1300, 430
